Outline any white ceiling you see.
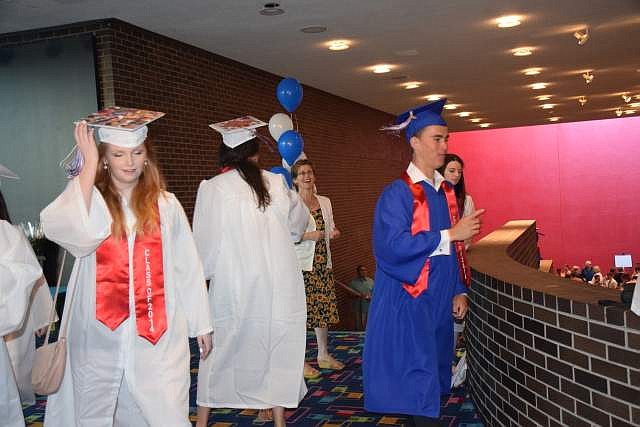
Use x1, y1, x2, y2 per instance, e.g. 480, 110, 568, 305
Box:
2, 0, 640, 130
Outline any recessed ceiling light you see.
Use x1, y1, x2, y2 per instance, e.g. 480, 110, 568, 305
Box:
578, 96, 587, 106
496, 15, 523, 28
300, 26, 327, 34
444, 104, 459, 110
458, 112, 472, 117
536, 95, 552, 101
548, 117, 560, 122
403, 82, 421, 89
259, 2, 284, 16
470, 118, 482, 123
582, 71, 594, 84
327, 40, 351, 51
622, 94, 632, 103
424, 94, 444, 101
573, 28, 589, 45
512, 47, 533, 56
540, 103, 555, 109
523, 67, 542, 75
530, 83, 547, 90
372, 64, 392, 74
615, 108, 623, 117
479, 123, 491, 128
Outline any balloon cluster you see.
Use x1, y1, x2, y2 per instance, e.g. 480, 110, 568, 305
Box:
269, 77, 304, 187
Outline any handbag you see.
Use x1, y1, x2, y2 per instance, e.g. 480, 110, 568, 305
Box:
31, 250, 76, 395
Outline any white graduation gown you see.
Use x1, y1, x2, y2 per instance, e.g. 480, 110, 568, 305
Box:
632, 282, 639, 316
40, 178, 212, 427
0, 220, 43, 427
194, 170, 309, 409
5, 275, 55, 405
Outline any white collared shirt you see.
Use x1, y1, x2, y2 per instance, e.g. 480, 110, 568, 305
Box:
406, 162, 451, 257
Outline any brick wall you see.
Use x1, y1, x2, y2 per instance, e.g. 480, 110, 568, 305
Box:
1, 19, 408, 329
467, 221, 640, 426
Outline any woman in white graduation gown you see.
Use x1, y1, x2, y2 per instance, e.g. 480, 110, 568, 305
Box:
40, 121, 213, 426
194, 119, 309, 427
5, 277, 53, 406
0, 178, 44, 427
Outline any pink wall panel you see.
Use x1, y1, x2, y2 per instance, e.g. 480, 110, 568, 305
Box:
449, 116, 640, 271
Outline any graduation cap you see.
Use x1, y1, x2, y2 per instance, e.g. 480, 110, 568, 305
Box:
0, 163, 19, 185
77, 106, 165, 148
382, 99, 448, 142
209, 116, 267, 148
96, 126, 148, 148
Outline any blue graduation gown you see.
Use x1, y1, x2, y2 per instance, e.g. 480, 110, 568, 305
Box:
363, 178, 467, 418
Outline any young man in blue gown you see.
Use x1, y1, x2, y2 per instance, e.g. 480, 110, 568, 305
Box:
363, 99, 484, 427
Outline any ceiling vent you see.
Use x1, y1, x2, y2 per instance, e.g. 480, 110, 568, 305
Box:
300, 26, 327, 34
260, 3, 285, 16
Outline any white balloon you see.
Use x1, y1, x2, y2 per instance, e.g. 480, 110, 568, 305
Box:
268, 113, 293, 142
282, 151, 307, 171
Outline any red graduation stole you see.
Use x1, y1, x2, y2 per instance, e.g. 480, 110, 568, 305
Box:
401, 172, 471, 298
95, 208, 167, 345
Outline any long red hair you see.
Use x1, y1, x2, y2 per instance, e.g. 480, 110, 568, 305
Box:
95, 140, 166, 238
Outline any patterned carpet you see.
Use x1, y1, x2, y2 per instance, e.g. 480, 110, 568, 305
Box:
23, 331, 483, 426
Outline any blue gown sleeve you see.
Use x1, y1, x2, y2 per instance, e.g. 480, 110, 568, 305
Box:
453, 271, 467, 296
373, 181, 443, 285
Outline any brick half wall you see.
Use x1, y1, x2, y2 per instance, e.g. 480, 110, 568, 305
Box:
467, 220, 640, 426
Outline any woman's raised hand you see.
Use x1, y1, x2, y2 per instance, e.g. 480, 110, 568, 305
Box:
74, 121, 99, 168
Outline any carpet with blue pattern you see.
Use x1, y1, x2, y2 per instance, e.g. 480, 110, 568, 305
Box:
23, 331, 483, 426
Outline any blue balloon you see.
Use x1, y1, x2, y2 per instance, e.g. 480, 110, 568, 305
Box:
276, 77, 303, 113
270, 166, 292, 188
277, 130, 304, 166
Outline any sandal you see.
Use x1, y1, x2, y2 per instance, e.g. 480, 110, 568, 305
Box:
317, 356, 345, 370
304, 362, 321, 379
256, 408, 273, 422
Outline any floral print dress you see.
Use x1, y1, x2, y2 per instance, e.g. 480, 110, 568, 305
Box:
303, 208, 339, 328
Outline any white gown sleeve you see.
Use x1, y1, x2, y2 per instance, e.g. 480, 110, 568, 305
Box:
192, 180, 223, 281
0, 222, 42, 336
40, 177, 112, 258
169, 195, 213, 337
287, 186, 310, 242
463, 194, 476, 250
463, 194, 476, 218
29, 279, 56, 330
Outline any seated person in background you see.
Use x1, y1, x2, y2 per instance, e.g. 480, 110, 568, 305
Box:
589, 266, 604, 286
560, 264, 571, 278
570, 271, 584, 283
633, 265, 640, 280
603, 271, 618, 289
571, 265, 582, 279
582, 260, 595, 282
614, 267, 625, 284
349, 265, 374, 329
590, 273, 603, 287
